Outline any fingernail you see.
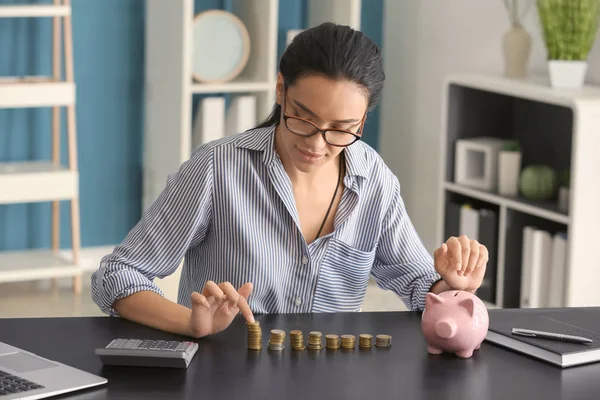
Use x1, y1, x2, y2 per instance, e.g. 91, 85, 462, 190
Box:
455, 263, 461, 271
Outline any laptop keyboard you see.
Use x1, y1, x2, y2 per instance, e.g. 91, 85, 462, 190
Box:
0, 369, 44, 397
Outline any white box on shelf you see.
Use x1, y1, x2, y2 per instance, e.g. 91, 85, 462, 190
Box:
454, 137, 506, 192
225, 94, 256, 136
192, 96, 225, 149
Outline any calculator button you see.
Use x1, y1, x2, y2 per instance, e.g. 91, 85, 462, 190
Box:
135, 340, 153, 350
121, 339, 141, 349
175, 343, 188, 352
163, 341, 180, 351
106, 339, 127, 349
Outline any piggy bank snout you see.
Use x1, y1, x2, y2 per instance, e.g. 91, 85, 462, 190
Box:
435, 319, 457, 339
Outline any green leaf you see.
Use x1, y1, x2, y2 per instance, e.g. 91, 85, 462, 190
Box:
536, 0, 600, 60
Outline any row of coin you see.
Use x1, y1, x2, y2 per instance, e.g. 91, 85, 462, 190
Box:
247, 321, 391, 351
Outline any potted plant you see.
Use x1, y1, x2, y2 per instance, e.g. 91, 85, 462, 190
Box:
537, 0, 600, 88
498, 140, 521, 196
502, 0, 533, 78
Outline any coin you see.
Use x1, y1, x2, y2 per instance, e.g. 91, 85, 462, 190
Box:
375, 334, 392, 347
359, 334, 373, 348
307, 331, 323, 350
289, 329, 305, 351
268, 329, 286, 351
340, 334, 356, 349
247, 321, 262, 350
325, 334, 340, 349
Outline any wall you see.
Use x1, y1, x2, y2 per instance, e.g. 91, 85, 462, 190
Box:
379, 0, 600, 253
0, 0, 145, 252
0, 0, 383, 251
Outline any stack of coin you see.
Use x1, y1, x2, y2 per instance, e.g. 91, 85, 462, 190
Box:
289, 330, 305, 350
247, 321, 262, 350
307, 331, 323, 350
375, 334, 392, 347
325, 334, 340, 349
268, 329, 286, 351
340, 334, 356, 349
359, 334, 373, 348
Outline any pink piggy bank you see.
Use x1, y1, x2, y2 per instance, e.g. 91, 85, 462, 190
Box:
421, 290, 489, 358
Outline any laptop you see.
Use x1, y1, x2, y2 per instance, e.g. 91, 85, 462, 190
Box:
0, 341, 107, 399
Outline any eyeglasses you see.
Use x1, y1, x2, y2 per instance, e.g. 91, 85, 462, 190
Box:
280, 87, 365, 147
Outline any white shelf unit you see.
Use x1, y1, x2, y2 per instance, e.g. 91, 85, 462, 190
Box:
143, 0, 363, 211
0, 1, 83, 293
437, 73, 600, 309
143, 0, 278, 211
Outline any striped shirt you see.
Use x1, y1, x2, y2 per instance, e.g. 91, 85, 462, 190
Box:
91, 125, 441, 316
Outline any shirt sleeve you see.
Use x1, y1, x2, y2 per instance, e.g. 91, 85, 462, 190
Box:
91, 145, 214, 316
370, 175, 441, 311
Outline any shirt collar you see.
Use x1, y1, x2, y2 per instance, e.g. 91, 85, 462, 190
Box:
236, 124, 371, 180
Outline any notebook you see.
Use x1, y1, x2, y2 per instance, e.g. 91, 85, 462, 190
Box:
485, 307, 600, 368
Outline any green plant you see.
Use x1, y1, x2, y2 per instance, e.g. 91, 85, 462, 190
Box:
502, 140, 521, 151
537, 0, 600, 60
519, 164, 557, 200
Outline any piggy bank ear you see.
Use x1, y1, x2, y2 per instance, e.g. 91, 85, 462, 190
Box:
425, 292, 444, 309
459, 297, 475, 317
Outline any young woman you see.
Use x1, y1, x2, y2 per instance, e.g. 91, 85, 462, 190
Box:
91, 22, 488, 339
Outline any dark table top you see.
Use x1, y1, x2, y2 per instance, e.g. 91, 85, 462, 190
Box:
1, 311, 600, 400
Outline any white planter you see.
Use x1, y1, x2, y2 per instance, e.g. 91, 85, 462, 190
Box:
558, 186, 570, 213
548, 60, 588, 88
498, 150, 521, 196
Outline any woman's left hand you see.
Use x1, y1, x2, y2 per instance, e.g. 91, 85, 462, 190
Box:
433, 235, 488, 292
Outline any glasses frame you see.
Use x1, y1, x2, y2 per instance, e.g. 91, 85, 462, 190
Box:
280, 86, 366, 147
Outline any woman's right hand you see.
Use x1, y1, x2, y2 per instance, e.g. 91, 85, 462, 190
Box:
188, 281, 254, 338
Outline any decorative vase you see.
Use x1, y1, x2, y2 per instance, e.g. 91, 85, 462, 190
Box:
498, 150, 521, 196
519, 165, 558, 200
548, 60, 588, 88
503, 24, 531, 79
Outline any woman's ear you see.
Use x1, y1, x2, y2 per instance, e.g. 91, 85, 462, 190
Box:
275, 72, 284, 105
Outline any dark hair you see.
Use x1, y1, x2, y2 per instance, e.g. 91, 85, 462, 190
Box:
256, 22, 385, 129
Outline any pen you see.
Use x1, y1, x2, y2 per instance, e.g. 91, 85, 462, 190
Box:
511, 328, 594, 344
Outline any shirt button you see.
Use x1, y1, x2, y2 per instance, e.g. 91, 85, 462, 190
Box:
295, 297, 302, 306
301, 256, 309, 265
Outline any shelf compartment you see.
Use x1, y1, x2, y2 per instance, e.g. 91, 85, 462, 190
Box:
190, 80, 274, 94
0, 161, 78, 205
443, 191, 501, 307
0, 5, 71, 18
0, 250, 89, 283
502, 209, 568, 309
444, 181, 568, 225
0, 77, 75, 108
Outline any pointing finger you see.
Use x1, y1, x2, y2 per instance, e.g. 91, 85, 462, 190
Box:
237, 282, 253, 299
237, 292, 255, 323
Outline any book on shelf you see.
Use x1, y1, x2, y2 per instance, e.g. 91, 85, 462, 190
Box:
520, 226, 567, 308
225, 95, 256, 137
192, 96, 225, 148
444, 201, 498, 304
485, 307, 600, 368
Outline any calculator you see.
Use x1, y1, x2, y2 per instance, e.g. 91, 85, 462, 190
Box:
95, 338, 199, 369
